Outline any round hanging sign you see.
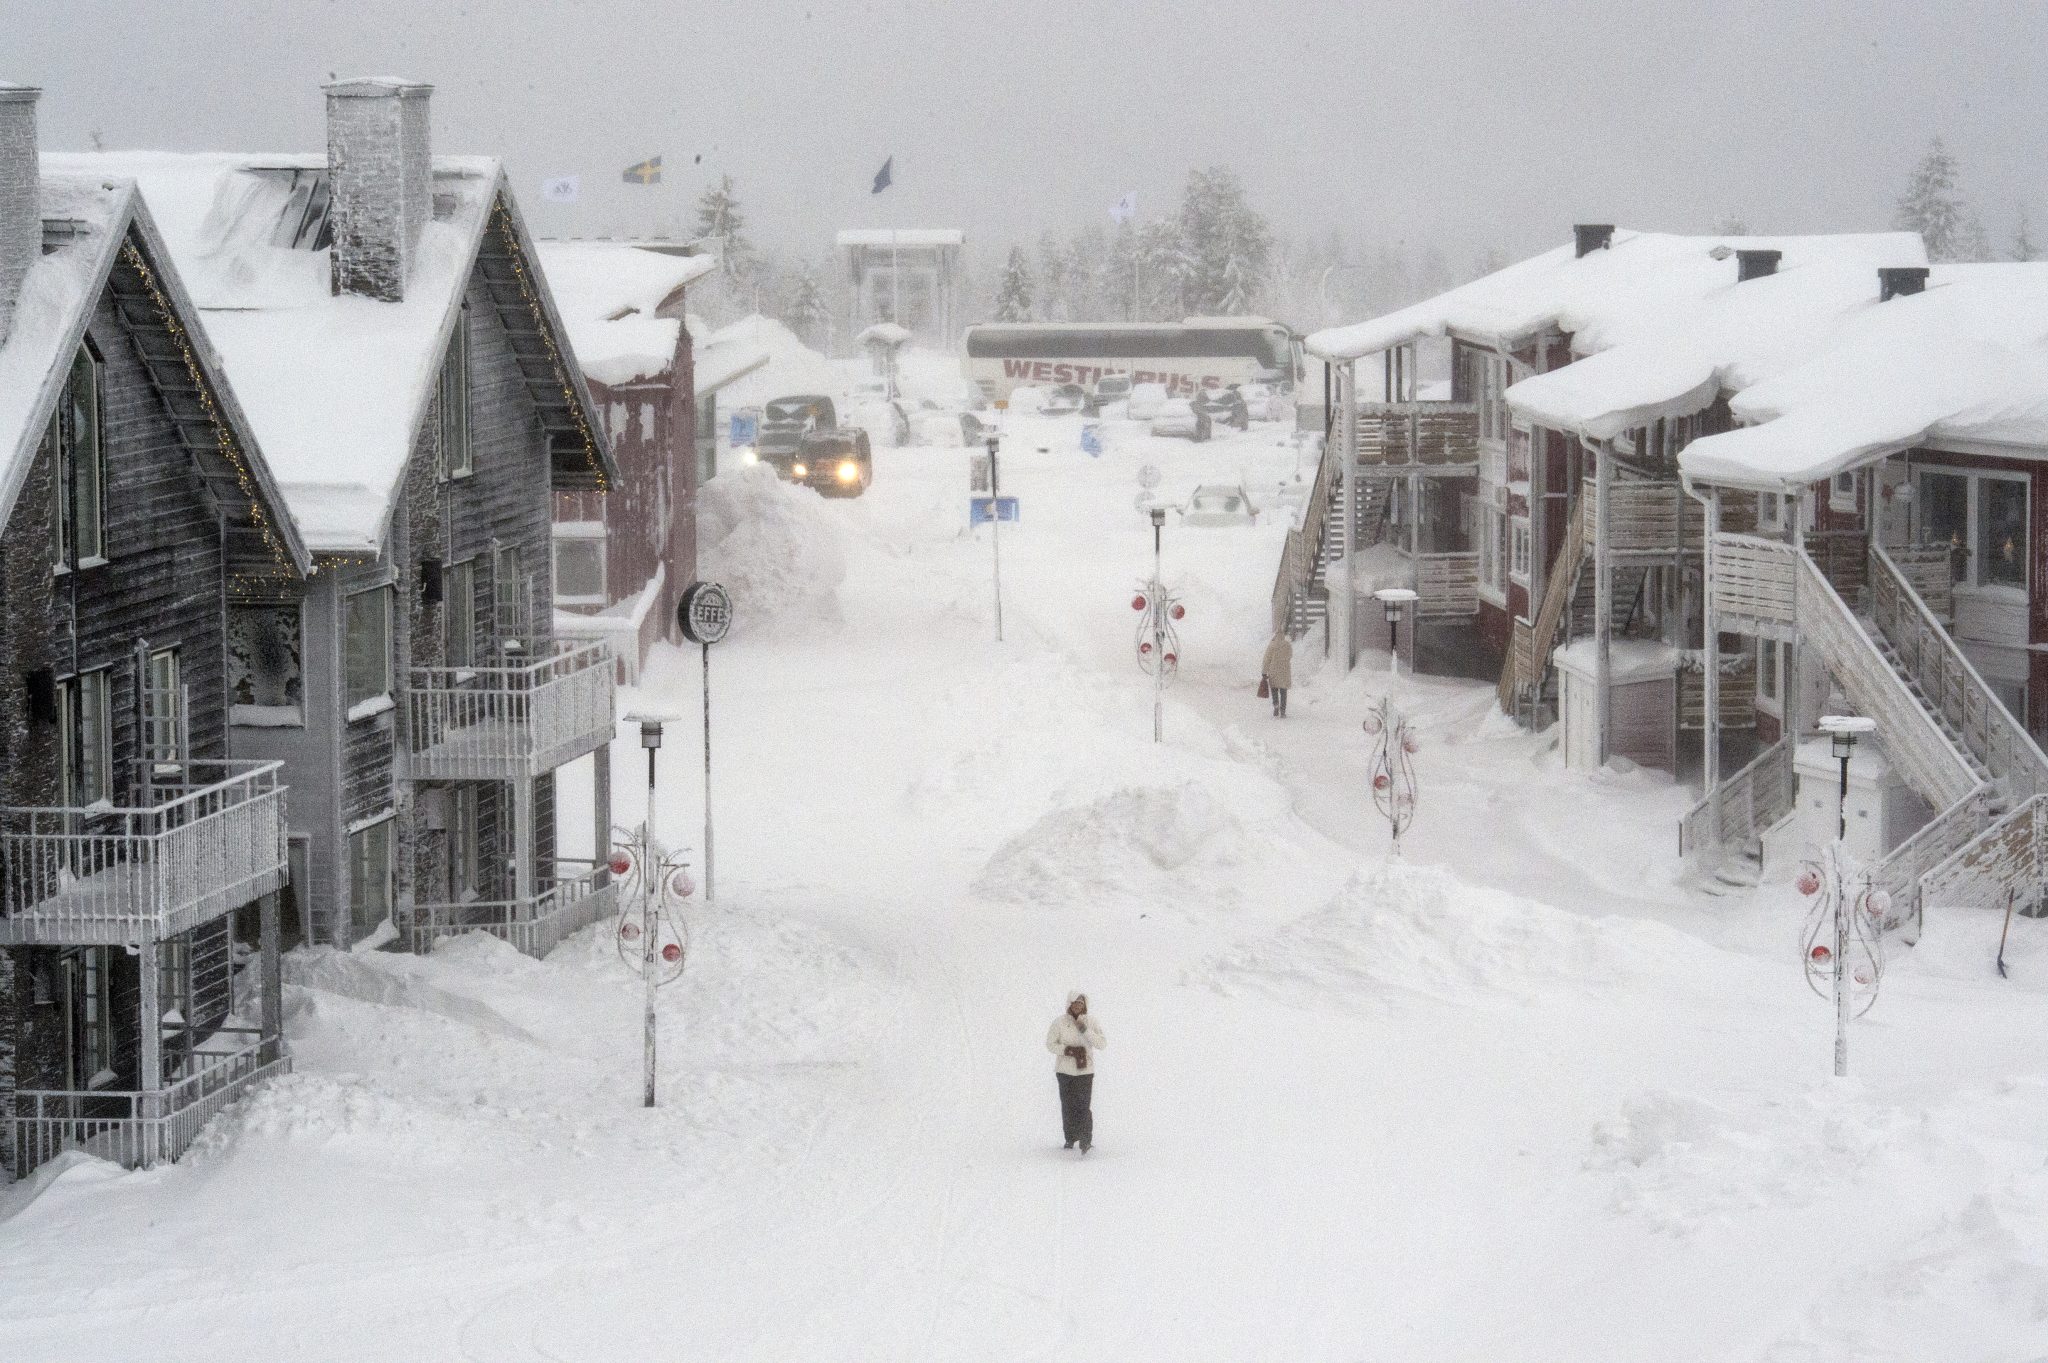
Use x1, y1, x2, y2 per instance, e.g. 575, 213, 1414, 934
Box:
678, 580, 733, 645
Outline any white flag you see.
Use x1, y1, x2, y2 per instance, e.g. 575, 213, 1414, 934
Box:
1109, 191, 1137, 224
541, 175, 581, 204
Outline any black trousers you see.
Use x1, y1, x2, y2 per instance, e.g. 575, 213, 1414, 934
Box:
1057, 1071, 1094, 1146
1271, 685, 1289, 717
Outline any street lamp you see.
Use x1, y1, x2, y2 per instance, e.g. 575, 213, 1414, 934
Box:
1818, 714, 1876, 842
622, 709, 689, 1108
1374, 587, 1418, 678
1810, 713, 1881, 1079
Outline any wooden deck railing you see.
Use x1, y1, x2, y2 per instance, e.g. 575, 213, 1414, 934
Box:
409, 640, 616, 781
1869, 543, 2048, 803
6, 1030, 287, 1175
0, 761, 288, 947
401, 865, 620, 959
1354, 402, 1479, 467
1270, 432, 1337, 638
1679, 738, 1795, 856
1408, 551, 1480, 617
1870, 787, 1998, 944
1677, 652, 1759, 732
1708, 533, 1798, 627
1919, 795, 2048, 923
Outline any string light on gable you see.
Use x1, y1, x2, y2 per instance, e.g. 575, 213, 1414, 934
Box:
489, 199, 606, 491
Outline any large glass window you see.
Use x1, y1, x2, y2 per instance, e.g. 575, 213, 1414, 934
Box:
1509, 517, 1532, 582
1980, 477, 2028, 589
144, 647, 185, 768
1918, 471, 1969, 555
59, 668, 112, 807
445, 559, 476, 668
553, 533, 606, 604
439, 308, 472, 478
51, 345, 105, 568
1918, 468, 2029, 591
344, 587, 393, 714
64, 947, 117, 1089
348, 819, 394, 939
227, 604, 303, 716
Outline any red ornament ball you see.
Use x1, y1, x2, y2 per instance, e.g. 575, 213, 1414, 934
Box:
669, 870, 696, 899
608, 851, 633, 877
1163, 652, 1177, 666
1809, 944, 1831, 961
1796, 870, 1822, 896
1401, 735, 1420, 754
1132, 594, 1147, 611
662, 943, 682, 963
1170, 603, 1185, 620
1139, 641, 1153, 655
1373, 773, 1390, 790
620, 920, 642, 940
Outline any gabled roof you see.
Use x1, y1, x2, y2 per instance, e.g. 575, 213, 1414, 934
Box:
48, 152, 616, 556
537, 241, 714, 388
836, 229, 962, 248
1678, 264, 2048, 490
1304, 229, 1925, 362
0, 172, 308, 574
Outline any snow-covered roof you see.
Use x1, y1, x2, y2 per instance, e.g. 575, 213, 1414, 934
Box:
693, 343, 770, 399
0, 171, 307, 572
1304, 230, 1925, 362
538, 242, 713, 388
694, 313, 837, 410
857, 322, 912, 348
835, 229, 963, 248
46, 151, 610, 555
1678, 264, 2048, 490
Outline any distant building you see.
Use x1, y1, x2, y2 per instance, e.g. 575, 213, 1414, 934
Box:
837, 229, 963, 348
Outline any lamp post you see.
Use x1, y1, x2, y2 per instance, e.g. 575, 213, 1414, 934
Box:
1818, 714, 1875, 842
986, 417, 1006, 642
1133, 503, 1184, 744
1374, 587, 1418, 678
1811, 714, 1881, 1078
620, 711, 691, 1107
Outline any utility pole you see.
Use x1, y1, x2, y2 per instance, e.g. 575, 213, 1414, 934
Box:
987, 430, 1005, 642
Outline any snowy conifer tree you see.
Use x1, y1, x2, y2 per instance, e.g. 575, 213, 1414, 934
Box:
994, 246, 1034, 322
1894, 138, 1987, 263
2012, 205, 2038, 262
695, 174, 752, 279
782, 261, 833, 347
1036, 231, 1070, 322
1175, 166, 1272, 314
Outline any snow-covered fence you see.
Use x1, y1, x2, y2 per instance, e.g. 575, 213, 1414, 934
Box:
0, 761, 287, 946
1870, 786, 1998, 941
7, 1029, 288, 1175
400, 863, 619, 957
1919, 795, 2048, 920
408, 640, 615, 781
1679, 737, 1794, 856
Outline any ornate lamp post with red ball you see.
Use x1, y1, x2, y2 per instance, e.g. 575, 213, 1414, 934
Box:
1797, 845, 1887, 1079
615, 711, 697, 1108
1132, 508, 1186, 744
1362, 695, 1419, 856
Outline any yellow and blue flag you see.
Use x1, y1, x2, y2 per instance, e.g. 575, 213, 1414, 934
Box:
622, 156, 663, 185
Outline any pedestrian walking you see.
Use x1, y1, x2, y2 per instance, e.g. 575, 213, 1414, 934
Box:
1261, 631, 1293, 718
1046, 991, 1106, 1154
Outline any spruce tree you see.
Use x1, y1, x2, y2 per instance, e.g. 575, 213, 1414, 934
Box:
994, 246, 1034, 322
2012, 205, 2037, 262
695, 174, 752, 279
1894, 138, 1983, 263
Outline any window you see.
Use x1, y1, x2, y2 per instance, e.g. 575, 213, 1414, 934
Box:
1918, 470, 1968, 555
1509, 517, 1532, 583
1758, 639, 1783, 711
493, 543, 530, 650
227, 604, 303, 720
348, 818, 394, 940
59, 668, 112, 807
1830, 470, 1861, 515
1980, 476, 2028, 590
1476, 354, 1509, 443
696, 397, 718, 486
445, 559, 476, 668
63, 947, 117, 1089
1477, 502, 1505, 601
51, 344, 105, 568
553, 532, 606, 605
143, 647, 185, 768
158, 934, 190, 1031
448, 786, 480, 902
1917, 467, 2029, 592
439, 308, 472, 478
344, 587, 393, 715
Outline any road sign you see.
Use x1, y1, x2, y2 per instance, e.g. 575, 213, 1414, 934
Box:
729, 410, 759, 447
678, 580, 733, 645
971, 453, 992, 492
1081, 423, 1103, 457
970, 497, 1020, 526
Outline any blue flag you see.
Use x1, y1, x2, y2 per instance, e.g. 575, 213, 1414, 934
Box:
872, 156, 893, 194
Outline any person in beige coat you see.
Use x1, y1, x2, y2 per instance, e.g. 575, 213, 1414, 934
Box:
1046, 991, 1106, 1153
1261, 632, 1293, 718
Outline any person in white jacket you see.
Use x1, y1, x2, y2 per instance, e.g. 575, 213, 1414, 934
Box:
1045, 991, 1106, 1153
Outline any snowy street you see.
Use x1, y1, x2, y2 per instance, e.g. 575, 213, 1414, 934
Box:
8, 399, 2048, 1363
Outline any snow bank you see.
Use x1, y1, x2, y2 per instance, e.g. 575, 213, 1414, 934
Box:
972, 783, 1266, 910
695, 462, 847, 627
1207, 862, 1723, 1008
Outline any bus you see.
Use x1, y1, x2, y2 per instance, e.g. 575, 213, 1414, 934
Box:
961, 318, 1300, 402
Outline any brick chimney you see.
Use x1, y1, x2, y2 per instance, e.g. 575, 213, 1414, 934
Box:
1879, 266, 1930, 302
1574, 224, 1614, 258
324, 77, 432, 302
1736, 249, 1782, 282
0, 84, 40, 347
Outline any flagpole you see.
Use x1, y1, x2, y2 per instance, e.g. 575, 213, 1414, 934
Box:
892, 227, 900, 327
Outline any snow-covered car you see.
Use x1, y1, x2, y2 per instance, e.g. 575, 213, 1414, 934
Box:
849, 397, 912, 448
1005, 385, 1047, 413
1125, 382, 1169, 421
912, 409, 966, 446
1180, 484, 1258, 527
1085, 373, 1132, 416
1150, 399, 1211, 442
790, 428, 874, 497
1193, 387, 1250, 432
1042, 383, 1088, 415
1239, 382, 1293, 423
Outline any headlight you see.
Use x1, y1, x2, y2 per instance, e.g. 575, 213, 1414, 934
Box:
836, 460, 860, 483
739, 447, 758, 465
792, 462, 808, 478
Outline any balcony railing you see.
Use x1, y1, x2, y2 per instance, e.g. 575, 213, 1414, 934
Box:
1354, 402, 1479, 468
0, 761, 288, 947
6, 1030, 288, 1175
409, 640, 616, 781
399, 863, 619, 958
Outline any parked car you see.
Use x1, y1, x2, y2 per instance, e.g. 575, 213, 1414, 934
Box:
1193, 386, 1250, 432
1043, 383, 1088, 415
849, 395, 912, 447
1150, 398, 1211, 442
759, 394, 837, 472
1085, 373, 1132, 416
789, 428, 874, 497
1005, 385, 1047, 413
1126, 381, 1170, 421
1181, 483, 1259, 527
1239, 381, 1292, 423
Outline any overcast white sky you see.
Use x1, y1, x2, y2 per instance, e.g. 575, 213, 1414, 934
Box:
11, 0, 2047, 268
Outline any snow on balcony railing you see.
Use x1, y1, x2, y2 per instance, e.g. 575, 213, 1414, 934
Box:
408, 640, 616, 780
1679, 737, 1795, 857
0, 761, 288, 947
400, 864, 618, 958
6, 1029, 288, 1175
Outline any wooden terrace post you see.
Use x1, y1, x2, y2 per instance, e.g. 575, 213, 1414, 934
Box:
1594, 439, 1613, 765
136, 924, 161, 1166
1702, 486, 1722, 848
510, 774, 535, 909
1336, 360, 1357, 671
592, 741, 612, 879
259, 890, 282, 1051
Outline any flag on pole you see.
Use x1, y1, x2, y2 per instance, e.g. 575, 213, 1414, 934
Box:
622, 156, 663, 185
872, 156, 893, 194
540, 175, 580, 203
1109, 190, 1137, 224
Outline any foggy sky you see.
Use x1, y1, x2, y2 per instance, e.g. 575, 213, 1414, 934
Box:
12, 0, 2048, 275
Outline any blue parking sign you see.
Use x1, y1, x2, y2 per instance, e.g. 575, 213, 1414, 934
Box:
1081, 423, 1103, 457
730, 410, 759, 446
970, 496, 1020, 526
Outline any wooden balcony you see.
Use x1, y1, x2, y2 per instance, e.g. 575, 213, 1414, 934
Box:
0, 762, 288, 948
399, 863, 619, 958
6, 1029, 289, 1175
1354, 402, 1479, 468
409, 641, 616, 782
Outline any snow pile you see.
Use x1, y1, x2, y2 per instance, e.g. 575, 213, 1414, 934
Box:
700, 313, 838, 410
1208, 863, 1721, 1009
694, 462, 847, 626
972, 783, 1266, 911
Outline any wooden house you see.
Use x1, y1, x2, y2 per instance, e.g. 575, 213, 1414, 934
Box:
0, 85, 310, 1174
58, 77, 622, 956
